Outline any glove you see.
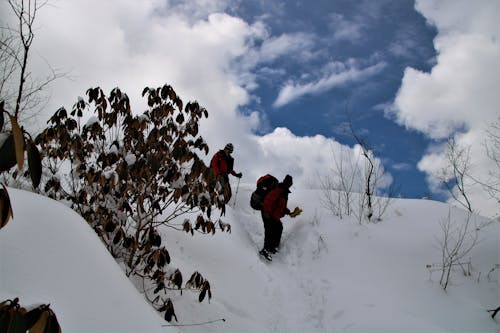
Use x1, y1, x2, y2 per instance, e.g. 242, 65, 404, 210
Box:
289, 207, 302, 218
235, 172, 242, 178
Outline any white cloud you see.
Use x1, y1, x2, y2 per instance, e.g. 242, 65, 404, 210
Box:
163, 0, 231, 21
234, 31, 316, 92
239, 127, 391, 192
389, 0, 500, 216
258, 32, 316, 63
273, 61, 386, 108
391, 162, 413, 171
329, 13, 364, 41
1, 0, 392, 199
388, 32, 419, 60
19, 0, 261, 146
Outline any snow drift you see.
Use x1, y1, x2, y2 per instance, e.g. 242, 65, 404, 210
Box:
1, 186, 498, 332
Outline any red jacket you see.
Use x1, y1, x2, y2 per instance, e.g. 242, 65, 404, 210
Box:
210, 150, 236, 177
262, 185, 290, 221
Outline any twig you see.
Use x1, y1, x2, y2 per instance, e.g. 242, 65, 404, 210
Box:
487, 306, 500, 319
162, 318, 226, 327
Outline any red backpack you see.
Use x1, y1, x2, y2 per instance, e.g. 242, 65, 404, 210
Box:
250, 174, 278, 210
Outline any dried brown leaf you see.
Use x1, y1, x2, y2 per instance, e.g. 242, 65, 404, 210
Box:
198, 288, 206, 302
10, 115, 24, 170
170, 269, 183, 290
183, 220, 191, 233
164, 299, 177, 322
0, 101, 4, 131
27, 142, 42, 188
8, 309, 27, 333
0, 134, 17, 172
0, 186, 13, 230
28, 310, 48, 333
25, 306, 43, 329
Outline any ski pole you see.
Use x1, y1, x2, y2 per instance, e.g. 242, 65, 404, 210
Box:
233, 178, 241, 208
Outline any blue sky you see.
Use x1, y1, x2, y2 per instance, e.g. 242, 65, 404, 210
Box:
1, 0, 498, 216
228, 0, 438, 199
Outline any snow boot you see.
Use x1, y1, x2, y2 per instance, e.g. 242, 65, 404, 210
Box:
259, 249, 272, 261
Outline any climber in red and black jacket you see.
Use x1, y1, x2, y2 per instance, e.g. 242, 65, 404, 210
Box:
259, 175, 292, 259
210, 143, 242, 203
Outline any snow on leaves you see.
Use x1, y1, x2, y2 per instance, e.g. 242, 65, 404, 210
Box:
186, 271, 212, 303
35, 84, 230, 322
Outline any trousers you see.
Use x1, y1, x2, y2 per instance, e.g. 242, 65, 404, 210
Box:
261, 211, 283, 251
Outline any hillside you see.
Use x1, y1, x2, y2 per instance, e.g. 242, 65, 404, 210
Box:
0, 188, 167, 333
1, 186, 499, 332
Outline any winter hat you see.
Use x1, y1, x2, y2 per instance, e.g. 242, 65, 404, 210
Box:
283, 174, 293, 188
224, 143, 234, 153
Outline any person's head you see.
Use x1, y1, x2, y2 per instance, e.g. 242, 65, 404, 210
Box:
283, 174, 293, 189
224, 143, 234, 155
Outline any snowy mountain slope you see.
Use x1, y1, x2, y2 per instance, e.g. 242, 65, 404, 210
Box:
0, 188, 168, 333
163, 184, 499, 333
0, 186, 498, 333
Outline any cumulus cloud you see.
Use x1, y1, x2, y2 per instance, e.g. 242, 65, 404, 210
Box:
15, 0, 261, 146
273, 61, 386, 108
241, 128, 391, 192
389, 0, 500, 216
1, 0, 392, 198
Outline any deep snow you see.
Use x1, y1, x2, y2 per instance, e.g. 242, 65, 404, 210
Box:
1, 185, 499, 332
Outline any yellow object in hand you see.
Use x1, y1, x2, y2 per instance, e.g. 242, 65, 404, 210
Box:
289, 207, 302, 218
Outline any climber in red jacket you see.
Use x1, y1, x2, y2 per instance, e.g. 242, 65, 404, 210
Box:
210, 143, 242, 204
259, 174, 293, 260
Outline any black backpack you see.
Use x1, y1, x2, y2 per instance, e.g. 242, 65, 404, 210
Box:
250, 174, 278, 210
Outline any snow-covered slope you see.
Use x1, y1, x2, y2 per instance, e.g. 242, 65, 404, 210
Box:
0, 188, 167, 333
164, 184, 499, 333
1, 186, 499, 332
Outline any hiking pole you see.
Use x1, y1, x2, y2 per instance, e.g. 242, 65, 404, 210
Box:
233, 178, 241, 208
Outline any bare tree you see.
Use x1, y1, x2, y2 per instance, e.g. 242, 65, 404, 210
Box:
0, 0, 62, 125
319, 173, 343, 218
1, 0, 55, 228
480, 118, 500, 203
434, 137, 474, 213
0, 4, 61, 327
349, 119, 375, 221
436, 210, 479, 291
319, 144, 360, 219
320, 115, 394, 223
373, 181, 399, 221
